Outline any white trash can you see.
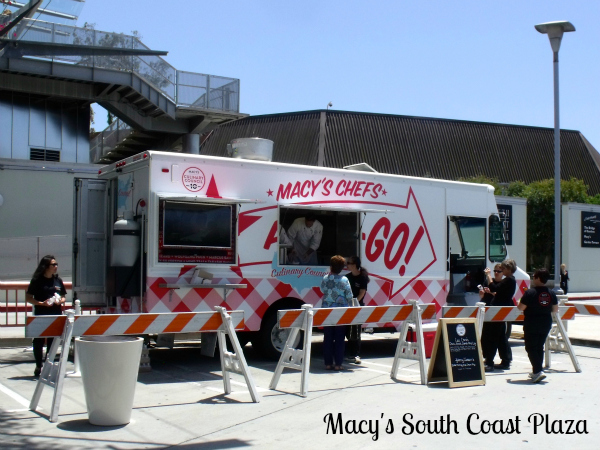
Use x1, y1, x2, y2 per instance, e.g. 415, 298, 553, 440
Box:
75, 336, 144, 426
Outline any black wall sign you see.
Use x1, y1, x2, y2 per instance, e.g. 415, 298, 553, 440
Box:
427, 318, 485, 388
497, 204, 512, 246
581, 211, 600, 248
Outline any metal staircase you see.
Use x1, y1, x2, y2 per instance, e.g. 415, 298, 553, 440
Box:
1, 9, 245, 163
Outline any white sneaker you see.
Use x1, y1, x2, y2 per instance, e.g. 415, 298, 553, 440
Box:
353, 356, 361, 364
532, 371, 547, 383
527, 372, 534, 379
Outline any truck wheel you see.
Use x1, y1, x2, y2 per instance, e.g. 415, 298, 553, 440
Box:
253, 309, 302, 360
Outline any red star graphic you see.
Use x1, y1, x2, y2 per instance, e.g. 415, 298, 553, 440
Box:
382, 189, 387, 196
267, 189, 273, 196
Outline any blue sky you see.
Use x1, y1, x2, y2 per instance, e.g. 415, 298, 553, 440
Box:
81, 0, 600, 155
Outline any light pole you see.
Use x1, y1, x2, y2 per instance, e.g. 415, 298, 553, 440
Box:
535, 20, 575, 292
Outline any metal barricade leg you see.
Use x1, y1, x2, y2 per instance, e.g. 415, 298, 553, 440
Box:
215, 306, 261, 402
66, 303, 82, 378
475, 302, 486, 337
391, 320, 411, 380
269, 327, 300, 391
30, 311, 75, 422
216, 329, 232, 395
269, 304, 313, 397
551, 311, 582, 373
411, 301, 427, 385
29, 337, 61, 413
391, 300, 427, 385
299, 307, 314, 398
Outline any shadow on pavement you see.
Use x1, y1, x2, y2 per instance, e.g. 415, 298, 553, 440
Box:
162, 439, 251, 449
196, 393, 252, 405
506, 378, 548, 385
57, 418, 127, 432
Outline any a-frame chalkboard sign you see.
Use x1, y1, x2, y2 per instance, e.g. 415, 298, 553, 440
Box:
427, 318, 486, 388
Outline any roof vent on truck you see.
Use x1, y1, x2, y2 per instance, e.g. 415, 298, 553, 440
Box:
226, 138, 273, 162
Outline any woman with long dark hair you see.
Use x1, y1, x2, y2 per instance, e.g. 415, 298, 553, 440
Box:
344, 256, 369, 364
25, 255, 67, 377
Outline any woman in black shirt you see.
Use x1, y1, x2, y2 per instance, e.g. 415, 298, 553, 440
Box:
26, 255, 67, 377
481, 259, 517, 372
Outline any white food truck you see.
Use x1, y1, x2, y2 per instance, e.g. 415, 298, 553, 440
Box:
73, 143, 529, 358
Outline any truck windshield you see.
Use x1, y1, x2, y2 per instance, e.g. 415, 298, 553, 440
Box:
489, 214, 507, 262
449, 217, 485, 258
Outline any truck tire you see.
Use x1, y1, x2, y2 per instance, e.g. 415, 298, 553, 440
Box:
252, 309, 302, 360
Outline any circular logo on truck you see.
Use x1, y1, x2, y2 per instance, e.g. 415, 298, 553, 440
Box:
182, 167, 206, 192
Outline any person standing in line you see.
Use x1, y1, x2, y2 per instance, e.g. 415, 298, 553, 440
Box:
518, 268, 558, 383
479, 264, 503, 307
320, 255, 354, 371
560, 263, 569, 294
25, 255, 67, 377
481, 258, 517, 372
479, 264, 503, 370
286, 214, 323, 265
344, 256, 369, 364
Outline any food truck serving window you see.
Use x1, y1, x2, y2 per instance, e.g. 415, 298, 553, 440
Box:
278, 207, 360, 266
158, 200, 235, 264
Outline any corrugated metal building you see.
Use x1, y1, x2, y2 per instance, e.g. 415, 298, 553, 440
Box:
201, 110, 600, 195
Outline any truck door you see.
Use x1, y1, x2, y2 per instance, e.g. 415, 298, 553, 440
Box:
73, 178, 107, 306
446, 216, 487, 306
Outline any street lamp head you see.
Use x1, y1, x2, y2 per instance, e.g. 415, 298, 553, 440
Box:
535, 21, 576, 53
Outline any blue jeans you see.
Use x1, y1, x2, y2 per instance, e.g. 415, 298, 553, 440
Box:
323, 326, 346, 366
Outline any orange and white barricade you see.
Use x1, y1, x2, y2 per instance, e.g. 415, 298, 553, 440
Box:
560, 299, 600, 349
269, 300, 437, 397
26, 307, 259, 422
442, 304, 580, 373
441, 302, 487, 335
565, 301, 600, 316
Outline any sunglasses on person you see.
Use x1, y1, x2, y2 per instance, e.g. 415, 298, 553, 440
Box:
50, 263, 58, 267
493, 270, 502, 273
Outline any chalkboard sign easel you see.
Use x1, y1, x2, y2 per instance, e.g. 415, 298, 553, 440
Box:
427, 318, 485, 388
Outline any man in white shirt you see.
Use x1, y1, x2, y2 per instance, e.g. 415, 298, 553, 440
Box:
286, 214, 323, 265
